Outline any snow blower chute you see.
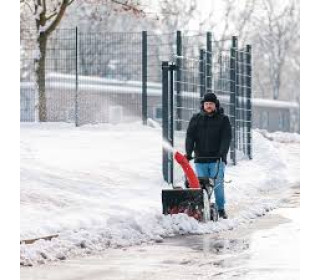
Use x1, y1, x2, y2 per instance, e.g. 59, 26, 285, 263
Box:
162, 151, 219, 222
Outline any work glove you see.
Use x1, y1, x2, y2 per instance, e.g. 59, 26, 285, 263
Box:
184, 154, 193, 161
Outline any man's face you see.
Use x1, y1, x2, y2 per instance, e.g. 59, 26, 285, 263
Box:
203, 102, 216, 113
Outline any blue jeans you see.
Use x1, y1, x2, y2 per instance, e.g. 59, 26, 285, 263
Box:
195, 162, 225, 210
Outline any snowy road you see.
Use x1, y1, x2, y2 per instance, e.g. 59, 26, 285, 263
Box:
21, 185, 299, 280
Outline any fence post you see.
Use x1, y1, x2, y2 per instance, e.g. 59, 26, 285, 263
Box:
246, 45, 252, 159
162, 61, 170, 183
168, 63, 176, 184
199, 49, 206, 98
142, 31, 148, 125
206, 32, 213, 92
235, 39, 240, 153
75, 26, 79, 127
229, 36, 238, 165
176, 30, 182, 131
239, 50, 245, 154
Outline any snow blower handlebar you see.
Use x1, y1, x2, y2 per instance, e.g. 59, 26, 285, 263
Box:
174, 151, 224, 188
187, 156, 223, 162
180, 154, 223, 179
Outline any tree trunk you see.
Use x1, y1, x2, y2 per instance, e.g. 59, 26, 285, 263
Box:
273, 69, 281, 100
35, 32, 48, 122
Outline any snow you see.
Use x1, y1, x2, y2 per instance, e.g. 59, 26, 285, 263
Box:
241, 207, 299, 279
20, 73, 299, 109
20, 122, 299, 266
46, 72, 162, 89
252, 97, 299, 109
257, 129, 300, 143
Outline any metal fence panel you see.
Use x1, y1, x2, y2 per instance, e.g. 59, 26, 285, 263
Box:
161, 33, 253, 184
20, 29, 253, 185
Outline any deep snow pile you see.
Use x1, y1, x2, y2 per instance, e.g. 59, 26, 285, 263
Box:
20, 122, 299, 266
257, 129, 300, 143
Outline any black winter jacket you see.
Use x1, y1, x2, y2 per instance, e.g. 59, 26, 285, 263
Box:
185, 109, 232, 164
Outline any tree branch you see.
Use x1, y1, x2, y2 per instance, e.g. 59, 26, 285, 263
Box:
46, 12, 57, 21
111, 0, 144, 15
44, 0, 69, 35
20, 0, 34, 13
67, 0, 76, 6
237, 0, 256, 44
42, 0, 46, 13
219, 0, 233, 50
39, 0, 47, 25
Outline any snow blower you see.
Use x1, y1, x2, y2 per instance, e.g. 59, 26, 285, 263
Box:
162, 151, 220, 222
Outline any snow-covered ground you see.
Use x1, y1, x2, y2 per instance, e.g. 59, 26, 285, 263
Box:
239, 207, 300, 280
20, 205, 300, 280
20, 121, 299, 266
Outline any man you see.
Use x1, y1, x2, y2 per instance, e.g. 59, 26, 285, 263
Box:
185, 92, 232, 219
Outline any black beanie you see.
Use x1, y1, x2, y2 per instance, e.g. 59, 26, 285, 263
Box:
202, 93, 218, 104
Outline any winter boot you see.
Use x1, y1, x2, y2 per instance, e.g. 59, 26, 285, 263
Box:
218, 209, 228, 219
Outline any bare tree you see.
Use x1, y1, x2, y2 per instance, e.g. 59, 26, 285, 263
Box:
198, 0, 257, 51
253, 0, 299, 100
145, 0, 200, 83
158, 0, 198, 32
235, 0, 257, 45
62, 2, 148, 80
20, 0, 143, 121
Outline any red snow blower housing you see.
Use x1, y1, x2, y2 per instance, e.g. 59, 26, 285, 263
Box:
162, 151, 220, 222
